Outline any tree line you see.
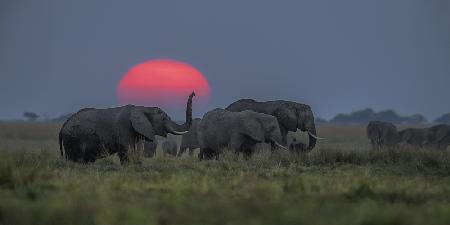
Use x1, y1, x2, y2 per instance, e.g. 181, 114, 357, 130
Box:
316, 108, 450, 124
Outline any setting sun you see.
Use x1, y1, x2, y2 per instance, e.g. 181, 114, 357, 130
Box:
116, 59, 211, 109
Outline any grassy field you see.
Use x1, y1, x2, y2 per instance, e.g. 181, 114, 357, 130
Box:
1, 122, 450, 225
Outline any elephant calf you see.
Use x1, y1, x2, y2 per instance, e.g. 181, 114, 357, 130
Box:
197, 108, 287, 160
162, 140, 178, 156
366, 121, 400, 150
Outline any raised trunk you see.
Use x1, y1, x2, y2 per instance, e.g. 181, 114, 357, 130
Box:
166, 91, 195, 134
185, 91, 195, 128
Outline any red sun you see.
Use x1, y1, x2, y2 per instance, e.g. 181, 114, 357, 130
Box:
117, 59, 211, 110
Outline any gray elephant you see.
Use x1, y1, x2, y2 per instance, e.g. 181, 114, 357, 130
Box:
197, 108, 286, 160
427, 124, 450, 150
366, 121, 400, 150
226, 99, 320, 151
289, 138, 308, 153
178, 118, 201, 156
162, 139, 178, 156
59, 92, 195, 164
398, 127, 431, 148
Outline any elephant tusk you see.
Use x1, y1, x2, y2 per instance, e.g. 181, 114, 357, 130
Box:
308, 131, 325, 140
172, 130, 188, 135
274, 141, 288, 151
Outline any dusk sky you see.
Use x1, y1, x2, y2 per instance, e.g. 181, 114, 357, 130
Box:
1, 0, 449, 120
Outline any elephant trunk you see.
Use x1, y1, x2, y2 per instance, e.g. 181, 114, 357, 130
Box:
185, 91, 195, 128
165, 91, 195, 135
165, 121, 189, 134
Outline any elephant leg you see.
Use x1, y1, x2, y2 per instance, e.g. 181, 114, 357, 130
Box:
198, 150, 203, 160
270, 142, 278, 153
200, 148, 215, 160
239, 139, 257, 160
118, 146, 129, 164
370, 140, 376, 150
178, 147, 187, 157
63, 138, 80, 161
188, 148, 194, 156
280, 126, 288, 145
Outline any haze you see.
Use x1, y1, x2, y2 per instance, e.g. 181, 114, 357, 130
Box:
1, 0, 449, 120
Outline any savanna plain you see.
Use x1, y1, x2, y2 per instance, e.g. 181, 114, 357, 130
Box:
1, 122, 450, 225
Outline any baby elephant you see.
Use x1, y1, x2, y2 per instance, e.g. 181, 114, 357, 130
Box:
289, 138, 308, 153
162, 139, 178, 156
366, 121, 400, 150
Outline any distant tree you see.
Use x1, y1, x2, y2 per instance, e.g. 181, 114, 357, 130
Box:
330, 108, 374, 123
330, 113, 351, 123
372, 110, 403, 123
350, 108, 375, 123
23, 112, 39, 121
434, 113, 450, 124
404, 114, 427, 124
315, 117, 328, 124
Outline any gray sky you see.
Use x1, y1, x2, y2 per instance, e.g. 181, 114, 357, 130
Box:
1, 0, 449, 120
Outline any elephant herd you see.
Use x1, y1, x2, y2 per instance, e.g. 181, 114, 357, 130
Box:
59, 93, 321, 163
366, 121, 450, 150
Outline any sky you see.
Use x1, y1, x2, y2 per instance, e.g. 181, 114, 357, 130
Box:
1, 0, 449, 120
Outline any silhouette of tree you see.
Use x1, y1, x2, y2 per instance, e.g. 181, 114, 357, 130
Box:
23, 112, 39, 121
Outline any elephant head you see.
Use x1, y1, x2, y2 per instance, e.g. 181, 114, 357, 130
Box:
273, 103, 318, 151
238, 113, 285, 149
130, 106, 189, 142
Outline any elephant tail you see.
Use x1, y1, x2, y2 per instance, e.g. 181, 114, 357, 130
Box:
59, 132, 64, 159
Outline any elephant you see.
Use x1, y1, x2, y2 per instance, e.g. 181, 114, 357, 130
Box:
197, 108, 287, 160
366, 121, 400, 150
398, 127, 432, 148
426, 124, 450, 150
59, 92, 195, 164
162, 139, 178, 156
178, 118, 201, 156
226, 99, 320, 151
289, 138, 308, 153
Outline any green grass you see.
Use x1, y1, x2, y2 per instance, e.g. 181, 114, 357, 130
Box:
1, 122, 450, 225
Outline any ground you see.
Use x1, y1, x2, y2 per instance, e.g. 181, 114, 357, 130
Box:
0, 122, 450, 225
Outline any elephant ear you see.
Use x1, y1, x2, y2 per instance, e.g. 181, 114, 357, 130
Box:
274, 108, 297, 131
130, 108, 155, 141
239, 118, 264, 142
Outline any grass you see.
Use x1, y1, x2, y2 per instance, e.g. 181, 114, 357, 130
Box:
0, 122, 450, 225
